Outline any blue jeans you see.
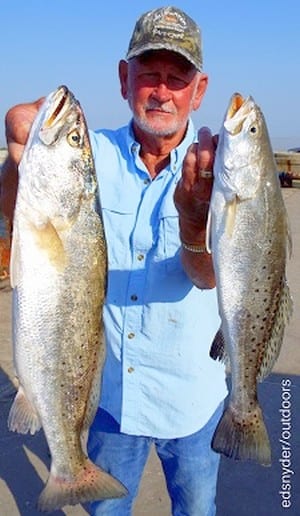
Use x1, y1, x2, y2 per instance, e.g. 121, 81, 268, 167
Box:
87, 402, 223, 516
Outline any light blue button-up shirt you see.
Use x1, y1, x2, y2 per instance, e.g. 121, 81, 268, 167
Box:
90, 120, 227, 438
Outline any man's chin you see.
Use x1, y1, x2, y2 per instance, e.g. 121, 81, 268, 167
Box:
134, 117, 179, 137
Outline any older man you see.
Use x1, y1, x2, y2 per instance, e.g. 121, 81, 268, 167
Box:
0, 6, 226, 516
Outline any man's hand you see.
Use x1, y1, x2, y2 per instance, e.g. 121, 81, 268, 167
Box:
0, 97, 44, 220
5, 98, 44, 164
174, 126, 217, 245
173, 126, 217, 289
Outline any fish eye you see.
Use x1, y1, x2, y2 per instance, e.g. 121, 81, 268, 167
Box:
67, 130, 81, 147
250, 126, 257, 134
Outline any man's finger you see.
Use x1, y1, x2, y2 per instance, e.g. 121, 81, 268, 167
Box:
197, 126, 215, 172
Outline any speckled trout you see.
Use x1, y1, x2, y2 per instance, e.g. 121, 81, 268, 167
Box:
208, 93, 293, 466
8, 85, 126, 510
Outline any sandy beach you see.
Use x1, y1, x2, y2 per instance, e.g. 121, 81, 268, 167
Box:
0, 187, 299, 515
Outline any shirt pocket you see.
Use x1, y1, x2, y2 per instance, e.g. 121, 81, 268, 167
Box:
101, 195, 135, 268
158, 194, 182, 273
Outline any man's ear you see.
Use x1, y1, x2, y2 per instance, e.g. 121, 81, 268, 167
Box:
192, 73, 208, 111
119, 60, 129, 100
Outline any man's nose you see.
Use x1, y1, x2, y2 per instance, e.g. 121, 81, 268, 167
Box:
151, 82, 172, 103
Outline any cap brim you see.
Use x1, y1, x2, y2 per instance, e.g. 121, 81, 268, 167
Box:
126, 42, 202, 71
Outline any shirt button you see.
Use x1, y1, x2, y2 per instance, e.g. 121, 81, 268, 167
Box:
130, 294, 138, 301
128, 332, 135, 339
128, 367, 135, 373
137, 254, 144, 261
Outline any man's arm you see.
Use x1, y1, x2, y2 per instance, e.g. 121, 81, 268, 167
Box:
174, 127, 216, 289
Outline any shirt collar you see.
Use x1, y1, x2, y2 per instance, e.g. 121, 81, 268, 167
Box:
125, 119, 196, 176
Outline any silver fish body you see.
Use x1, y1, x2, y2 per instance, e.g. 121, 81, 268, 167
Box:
208, 93, 293, 466
8, 86, 126, 510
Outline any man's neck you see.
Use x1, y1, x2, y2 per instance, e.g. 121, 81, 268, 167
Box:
133, 123, 187, 179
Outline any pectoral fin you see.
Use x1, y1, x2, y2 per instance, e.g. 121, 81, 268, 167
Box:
10, 219, 67, 287
32, 220, 67, 271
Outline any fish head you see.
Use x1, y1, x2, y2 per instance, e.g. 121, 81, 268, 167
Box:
19, 85, 96, 224
214, 93, 275, 202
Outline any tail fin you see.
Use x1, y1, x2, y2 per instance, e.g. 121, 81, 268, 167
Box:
37, 457, 127, 512
211, 404, 271, 466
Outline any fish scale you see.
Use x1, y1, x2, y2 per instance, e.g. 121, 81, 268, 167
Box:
208, 92, 293, 466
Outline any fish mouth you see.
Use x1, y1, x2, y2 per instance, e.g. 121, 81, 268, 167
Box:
38, 85, 77, 146
224, 93, 254, 135
44, 85, 72, 128
227, 93, 245, 119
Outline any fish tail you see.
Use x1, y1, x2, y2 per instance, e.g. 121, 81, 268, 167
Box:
211, 404, 271, 466
37, 458, 128, 512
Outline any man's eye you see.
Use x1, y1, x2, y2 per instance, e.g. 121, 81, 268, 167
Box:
139, 73, 159, 86
167, 77, 187, 90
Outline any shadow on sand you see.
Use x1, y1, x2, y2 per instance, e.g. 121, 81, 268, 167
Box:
0, 367, 68, 515
216, 373, 300, 516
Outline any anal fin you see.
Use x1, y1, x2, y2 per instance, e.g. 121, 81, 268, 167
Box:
8, 385, 41, 435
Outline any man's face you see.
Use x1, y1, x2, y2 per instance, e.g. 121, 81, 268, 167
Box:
119, 50, 207, 137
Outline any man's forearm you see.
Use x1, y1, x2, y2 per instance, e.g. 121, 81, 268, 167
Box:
179, 217, 215, 289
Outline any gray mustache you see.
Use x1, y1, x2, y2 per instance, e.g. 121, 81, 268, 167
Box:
145, 103, 176, 114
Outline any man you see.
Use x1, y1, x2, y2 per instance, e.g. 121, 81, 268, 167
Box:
0, 6, 227, 516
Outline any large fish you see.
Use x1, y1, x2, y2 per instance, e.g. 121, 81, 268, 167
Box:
8, 85, 127, 510
208, 93, 293, 466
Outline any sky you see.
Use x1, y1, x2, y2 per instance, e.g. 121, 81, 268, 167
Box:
1, 0, 300, 150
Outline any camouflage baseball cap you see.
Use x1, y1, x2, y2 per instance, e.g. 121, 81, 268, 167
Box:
126, 6, 203, 71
